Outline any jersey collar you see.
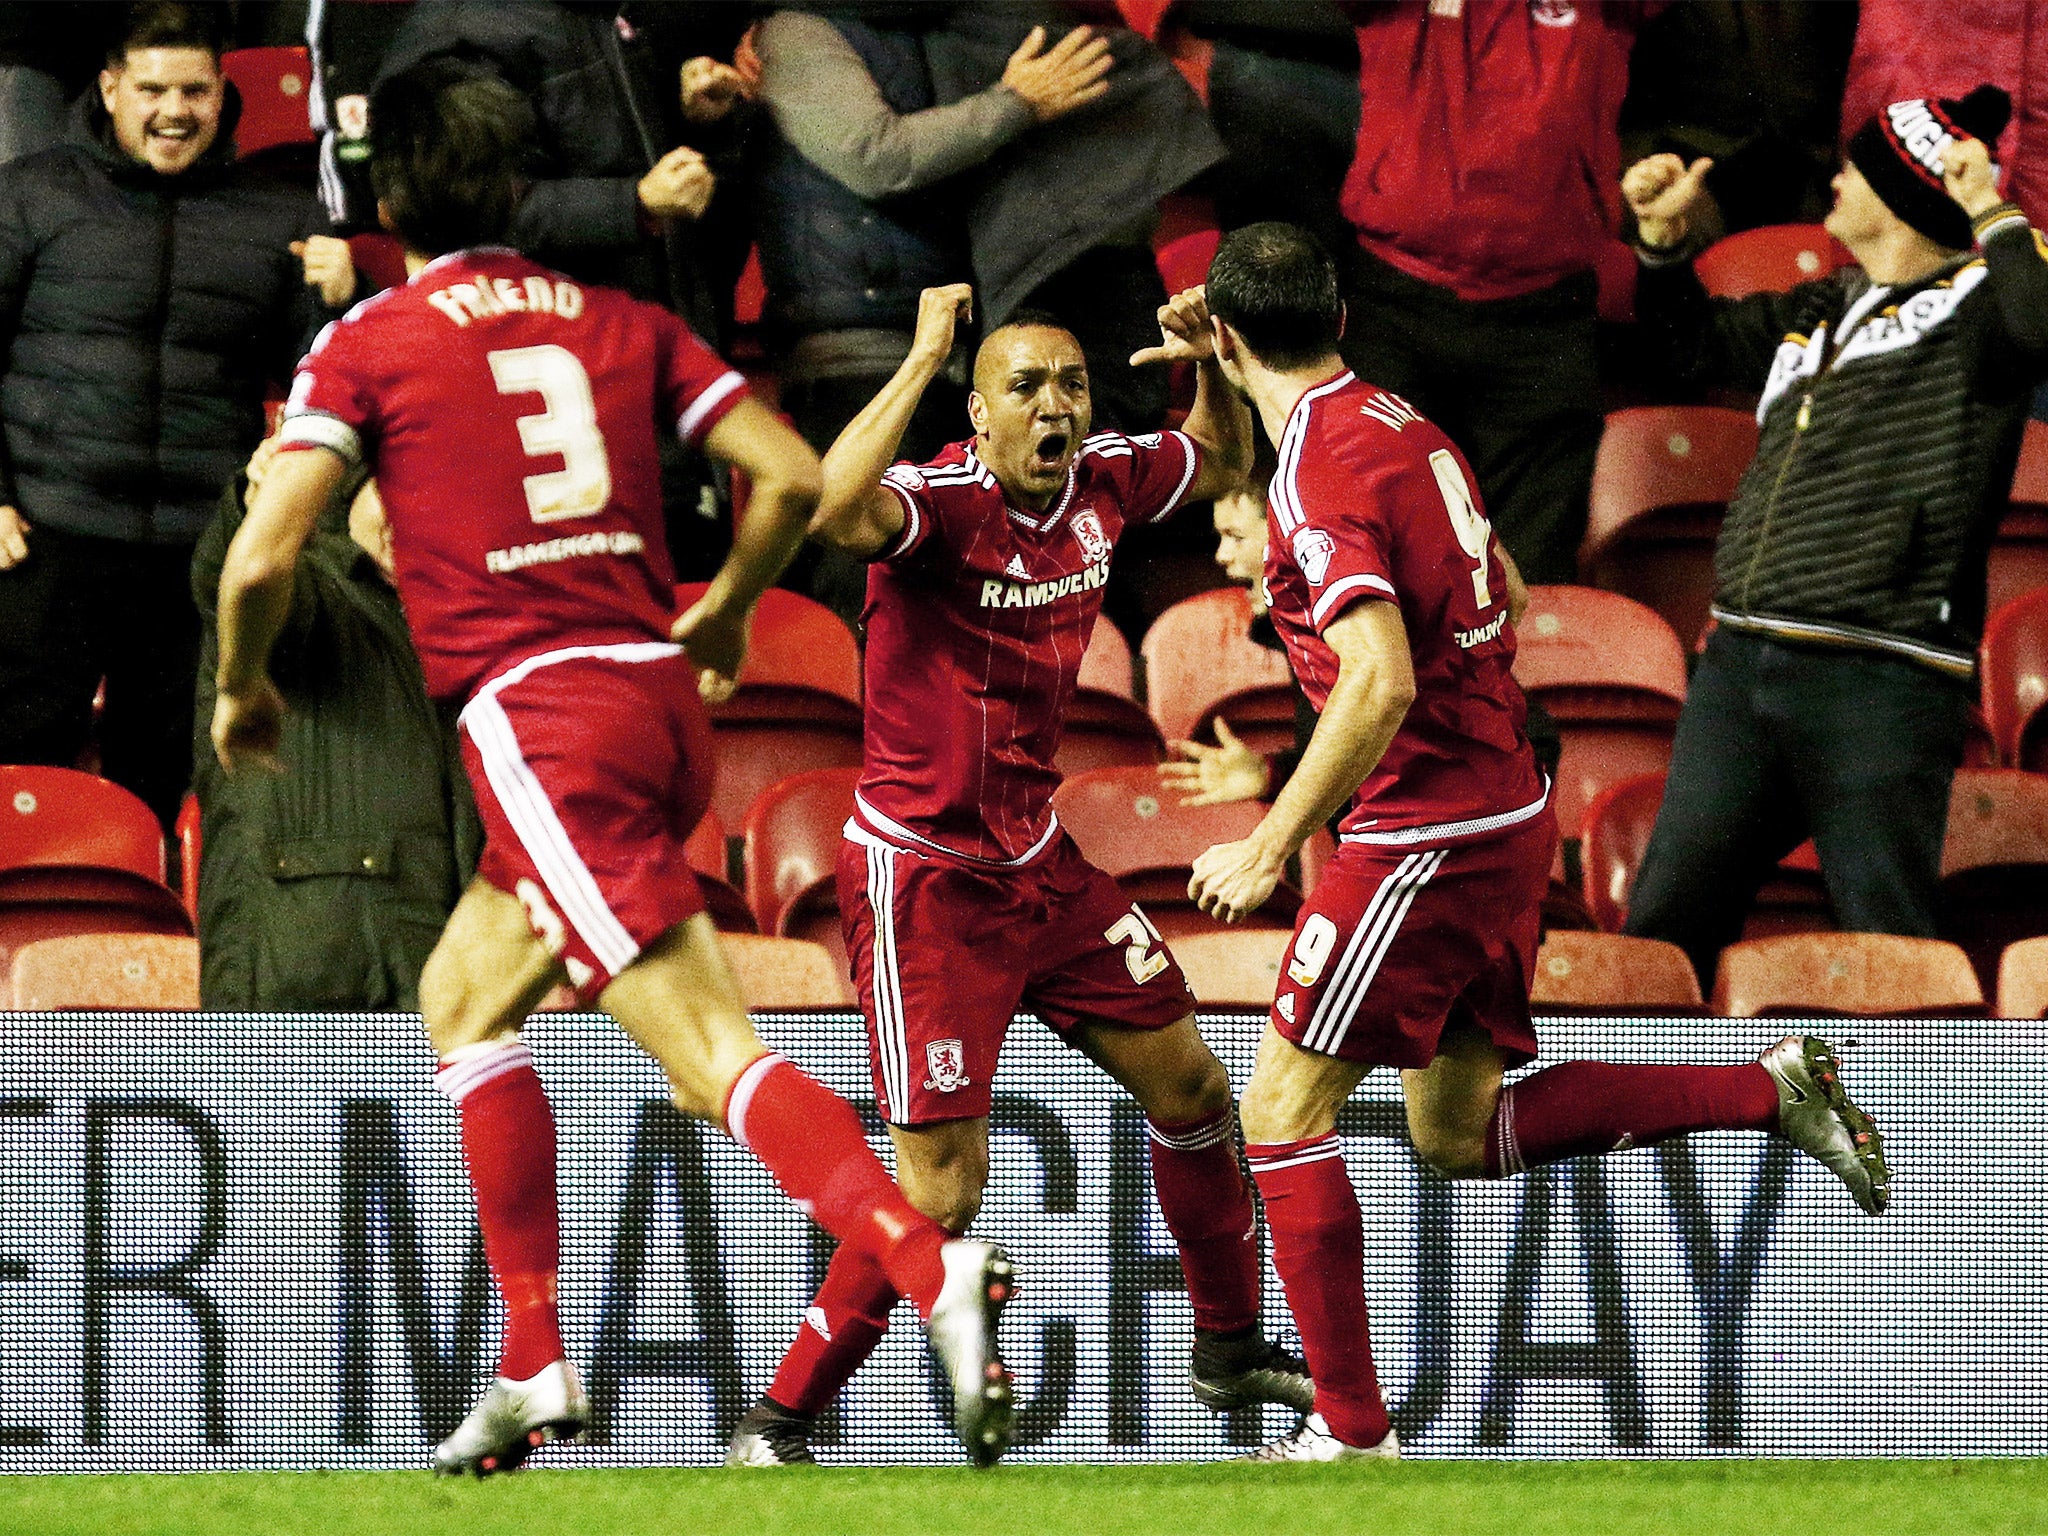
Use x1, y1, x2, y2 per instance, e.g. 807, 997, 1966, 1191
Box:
968, 448, 1078, 536
1281, 368, 1358, 441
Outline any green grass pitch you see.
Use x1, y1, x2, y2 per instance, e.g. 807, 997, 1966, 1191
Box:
5, 1462, 2046, 1536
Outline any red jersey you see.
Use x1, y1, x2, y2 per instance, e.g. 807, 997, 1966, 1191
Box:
855, 430, 1202, 864
277, 248, 748, 702
1263, 370, 1546, 847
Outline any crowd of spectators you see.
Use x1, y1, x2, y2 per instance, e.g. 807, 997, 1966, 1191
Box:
1, 0, 2044, 1008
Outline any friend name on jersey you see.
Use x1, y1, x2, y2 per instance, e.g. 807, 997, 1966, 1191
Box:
427, 274, 587, 329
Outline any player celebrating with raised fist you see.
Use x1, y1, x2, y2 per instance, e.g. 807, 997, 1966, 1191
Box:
212, 59, 1015, 1475
726, 281, 1313, 1465
1189, 223, 1892, 1463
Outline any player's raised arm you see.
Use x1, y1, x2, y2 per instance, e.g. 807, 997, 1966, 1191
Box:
674, 397, 826, 696
1129, 286, 1252, 503
1189, 600, 1415, 923
809, 283, 972, 558
212, 444, 348, 772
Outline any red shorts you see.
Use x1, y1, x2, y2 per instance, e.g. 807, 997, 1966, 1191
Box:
1271, 811, 1554, 1069
840, 826, 1196, 1126
457, 643, 710, 1003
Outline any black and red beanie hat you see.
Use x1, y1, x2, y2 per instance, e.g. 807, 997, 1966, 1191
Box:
1846, 84, 2012, 249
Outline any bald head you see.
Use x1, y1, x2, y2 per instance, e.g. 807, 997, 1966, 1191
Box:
972, 319, 1086, 397
966, 317, 1093, 510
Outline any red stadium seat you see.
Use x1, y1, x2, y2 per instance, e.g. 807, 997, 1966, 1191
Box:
683, 812, 754, 934
742, 768, 860, 978
1983, 587, 2048, 771
1142, 587, 1294, 749
1998, 936, 2048, 1019
9, 934, 200, 1010
675, 583, 864, 833
1940, 769, 2048, 994
1710, 933, 1982, 1017
1530, 931, 1703, 1012
348, 233, 409, 295
1513, 587, 1686, 841
1172, 929, 1289, 1006
1581, 407, 1758, 648
1990, 420, 2048, 620
221, 47, 314, 158
1059, 617, 1166, 775
1692, 224, 1853, 299
1155, 228, 1220, 298
720, 934, 853, 1008
175, 792, 202, 923
0, 766, 191, 970
1051, 766, 1291, 937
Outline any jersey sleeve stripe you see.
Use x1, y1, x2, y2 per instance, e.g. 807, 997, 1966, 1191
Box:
1151, 429, 1201, 522
675, 370, 748, 444
1310, 572, 1397, 627
878, 478, 923, 560
276, 410, 364, 465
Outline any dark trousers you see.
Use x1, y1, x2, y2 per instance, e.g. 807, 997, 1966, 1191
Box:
1624, 628, 1973, 986
0, 525, 200, 830
1337, 245, 1602, 586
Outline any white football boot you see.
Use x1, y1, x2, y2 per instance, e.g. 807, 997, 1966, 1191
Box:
1240, 1411, 1401, 1462
923, 1239, 1017, 1467
431, 1358, 589, 1476
1757, 1035, 1891, 1215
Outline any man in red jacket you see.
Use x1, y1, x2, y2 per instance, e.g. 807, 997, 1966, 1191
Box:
1335, 0, 1654, 587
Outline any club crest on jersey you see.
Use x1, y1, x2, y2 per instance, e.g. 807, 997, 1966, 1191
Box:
1292, 527, 1336, 587
1531, 0, 1577, 26
1071, 509, 1111, 564
924, 1039, 970, 1092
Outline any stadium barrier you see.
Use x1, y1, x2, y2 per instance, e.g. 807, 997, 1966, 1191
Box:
0, 1009, 2030, 1468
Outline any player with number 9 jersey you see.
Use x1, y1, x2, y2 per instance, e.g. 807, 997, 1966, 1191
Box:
281, 247, 747, 704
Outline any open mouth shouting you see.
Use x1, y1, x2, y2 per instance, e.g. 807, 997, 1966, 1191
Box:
1028, 425, 1073, 479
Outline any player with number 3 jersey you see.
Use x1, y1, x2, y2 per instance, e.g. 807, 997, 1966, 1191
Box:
1191, 224, 1893, 1464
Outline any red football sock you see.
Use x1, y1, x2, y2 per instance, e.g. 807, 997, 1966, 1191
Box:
1246, 1134, 1390, 1449
1487, 1061, 1782, 1177
437, 1040, 564, 1382
725, 1054, 949, 1316
766, 1245, 903, 1417
1149, 1110, 1260, 1334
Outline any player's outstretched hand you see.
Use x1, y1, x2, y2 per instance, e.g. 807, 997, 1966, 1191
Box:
1621, 153, 1712, 252
212, 678, 287, 775
1943, 134, 2005, 219
1160, 720, 1268, 807
1130, 285, 1217, 368
672, 594, 748, 704
911, 284, 974, 367
1188, 836, 1284, 925
292, 235, 356, 309
1001, 24, 1114, 123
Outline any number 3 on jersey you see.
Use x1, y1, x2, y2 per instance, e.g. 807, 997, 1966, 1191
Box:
489, 344, 613, 523
1430, 448, 1493, 608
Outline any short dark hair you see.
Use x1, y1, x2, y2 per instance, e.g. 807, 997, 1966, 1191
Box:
108, 2, 226, 68
369, 59, 533, 256
1205, 222, 1342, 371
999, 306, 1072, 336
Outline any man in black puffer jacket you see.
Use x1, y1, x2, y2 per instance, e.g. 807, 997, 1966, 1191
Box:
0, 2, 354, 832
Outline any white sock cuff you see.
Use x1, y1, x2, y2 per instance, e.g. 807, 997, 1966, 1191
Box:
725, 1052, 786, 1149
1147, 1107, 1235, 1152
435, 1039, 535, 1104
1492, 1085, 1525, 1178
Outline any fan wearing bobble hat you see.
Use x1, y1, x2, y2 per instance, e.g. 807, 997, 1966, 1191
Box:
1609, 85, 2048, 991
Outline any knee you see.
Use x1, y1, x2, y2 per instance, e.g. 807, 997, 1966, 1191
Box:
1406, 1116, 1488, 1180
419, 949, 512, 1057
1141, 1048, 1234, 1125
914, 1181, 984, 1236
899, 1136, 988, 1234
1238, 1076, 1329, 1146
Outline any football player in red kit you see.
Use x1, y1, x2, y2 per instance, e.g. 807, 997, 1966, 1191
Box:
211, 61, 1015, 1473
725, 282, 1316, 1465
1189, 223, 1892, 1461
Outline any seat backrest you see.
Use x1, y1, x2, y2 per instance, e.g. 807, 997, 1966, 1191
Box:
176, 792, 202, 923
1078, 615, 1136, 700
742, 768, 860, 934
0, 766, 166, 884
1155, 227, 1220, 296
720, 934, 853, 1008
1982, 587, 2048, 768
1530, 930, 1702, 1009
675, 583, 862, 709
9, 934, 200, 1009
1051, 766, 1267, 879
1514, 586, 1688, 712
221, 46, 314, 157
2012, 417, 2048, 512
1710, 933, 1983, 1017
1691, 224, 1852, 300
1578, 771, 1667, 932
1141, 587, 1293, 744
1998, 935, 2048, 1019
1583, 407, 1758, 566
1171, 929, 1290, 1006
1942, 768, 2048, 876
